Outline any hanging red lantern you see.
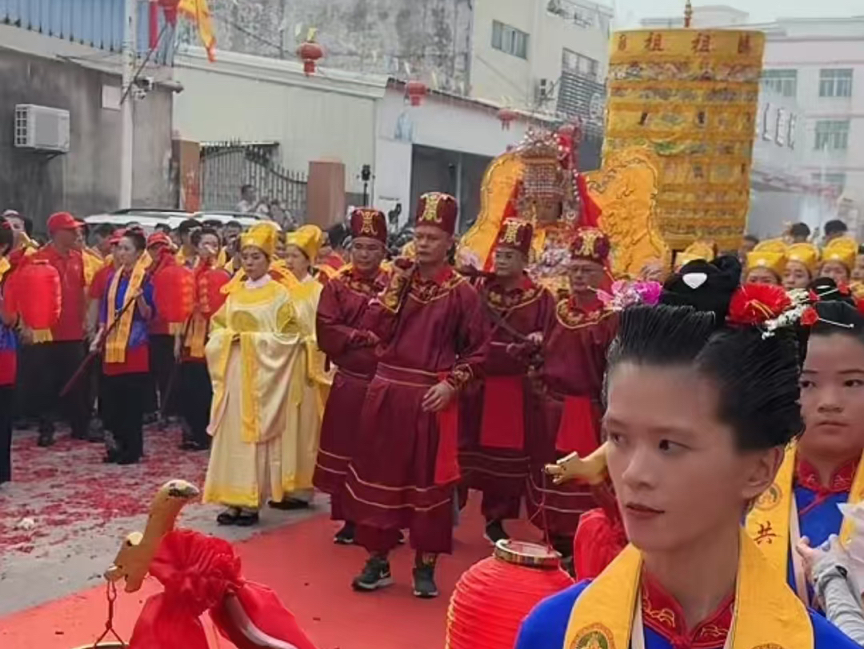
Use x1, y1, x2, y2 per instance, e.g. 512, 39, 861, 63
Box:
297, 39, 324, 76
497, 107, 518, 130
154, 264, 195, 323
406, 80, 427, 107
446, 541, 574, 649
197, 267, 230, 316
5, 260, 61, 330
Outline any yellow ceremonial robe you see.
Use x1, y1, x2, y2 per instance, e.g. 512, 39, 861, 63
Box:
202, 276, 312, 509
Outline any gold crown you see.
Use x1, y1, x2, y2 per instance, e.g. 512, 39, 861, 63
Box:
287, 224, 325, 261
517, 128, 560, 162
240, 223, 278, 257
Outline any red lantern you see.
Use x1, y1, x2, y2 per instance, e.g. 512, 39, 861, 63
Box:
197, 268, 230, 316
297, 39, 324, 76
497, 107, 518, 130
6, 260, 61, 330
154, 264, 195, 323
406, 80, 427, 107
446, 541, 574, 649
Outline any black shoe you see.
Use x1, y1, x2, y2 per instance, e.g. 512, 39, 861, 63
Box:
352, 556, 393, 592
37, 431, 55, 448
235, 511, 259, 527
217, 508, 242, 525
412, 564, 439, 599
484, 520, 509, 545
334, 522, 356, 545
116, 455, 141, 466
269, 498, 311, 511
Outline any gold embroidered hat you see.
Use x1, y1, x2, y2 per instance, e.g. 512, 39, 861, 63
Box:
786, 242, 820, 273
822, 236, 858, 271
495, 218, 534, 256
415, 192, 458, 236
746, 249, 787, 278
286, 224, 325, 261
570, 227, 611, 264
240, 222, 278, 257
350, 208, 388, 244
674, 240, 717, 270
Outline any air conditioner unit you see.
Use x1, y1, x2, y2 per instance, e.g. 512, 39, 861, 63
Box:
14, 104, 70, 153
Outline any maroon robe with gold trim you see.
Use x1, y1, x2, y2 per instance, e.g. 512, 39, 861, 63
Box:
313, 266, 389, 521
343, 266, 489, 554
459, 275, 554, 522
526, 294, 617, 539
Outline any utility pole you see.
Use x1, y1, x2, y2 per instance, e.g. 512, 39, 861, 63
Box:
120, 0, 137, 209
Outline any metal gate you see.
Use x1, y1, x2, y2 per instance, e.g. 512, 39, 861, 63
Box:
199, 141, 307, 218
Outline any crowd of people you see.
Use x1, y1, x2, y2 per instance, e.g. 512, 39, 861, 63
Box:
4, 179, 864, 646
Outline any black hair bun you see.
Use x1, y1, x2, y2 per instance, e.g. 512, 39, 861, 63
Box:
660, 255, 741, 324
809, 277, 856, 306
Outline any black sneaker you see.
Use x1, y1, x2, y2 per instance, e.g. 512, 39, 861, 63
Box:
412, 564, 439, 599
352, 556, 393, 592
484, 520, 509, 545
334, 522, 356, 545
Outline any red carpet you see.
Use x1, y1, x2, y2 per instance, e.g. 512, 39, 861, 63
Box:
0, 500, 542, 649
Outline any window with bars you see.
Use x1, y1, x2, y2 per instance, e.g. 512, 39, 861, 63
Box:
562, 48, 599, 80
811, 172, 847, 192
819, 69, 853, 98
761, 69, 798, 98
814, 120, 850, 151
492, 20, 529, 59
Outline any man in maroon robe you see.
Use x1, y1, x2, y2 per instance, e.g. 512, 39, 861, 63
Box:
344, 193, 489, 599
313, 208, 389, 545
458, 218, 554, 543
526, 227, 617, 571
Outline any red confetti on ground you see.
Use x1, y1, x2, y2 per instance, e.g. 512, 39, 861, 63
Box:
0, 425, 208, 556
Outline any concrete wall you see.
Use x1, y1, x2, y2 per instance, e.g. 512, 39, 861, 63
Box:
0, 41, 173, 232
173, 48, 386, 194
205, 0, 473, 94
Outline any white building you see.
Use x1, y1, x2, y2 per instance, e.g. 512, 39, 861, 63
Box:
641, 6, 864, 239
172, 47, 540, 229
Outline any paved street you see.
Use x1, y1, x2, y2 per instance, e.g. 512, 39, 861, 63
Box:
0, 424, 321, 617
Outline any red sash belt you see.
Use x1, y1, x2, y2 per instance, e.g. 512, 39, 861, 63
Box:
376, 363, 459, 486
479, 375, 525, 450
554, 394, 599, 456
337, 367, 374, 383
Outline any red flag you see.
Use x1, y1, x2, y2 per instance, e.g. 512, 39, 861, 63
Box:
577, 173, 601, 229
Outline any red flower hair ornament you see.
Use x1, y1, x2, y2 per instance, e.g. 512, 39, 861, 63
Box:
727, 285, 810, 338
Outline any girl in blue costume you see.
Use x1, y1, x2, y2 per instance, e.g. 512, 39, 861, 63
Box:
746, 279, 864, 606
516, 299, 858, 649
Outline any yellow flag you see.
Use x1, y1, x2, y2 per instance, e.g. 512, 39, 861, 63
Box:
178, 0, 216, 62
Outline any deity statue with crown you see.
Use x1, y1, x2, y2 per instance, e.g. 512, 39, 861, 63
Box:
459, 123, 604, 293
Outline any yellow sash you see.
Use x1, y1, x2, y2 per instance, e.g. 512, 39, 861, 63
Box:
104, 258, 148, 363
82, 248, 104, 287
562, 529, 812, 649
746, 445, 864, 592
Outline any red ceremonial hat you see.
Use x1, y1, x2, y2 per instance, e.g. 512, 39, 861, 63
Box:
415, 192, 458, 236
350, 208, 388, 244
147, 232, 172, 249
47, 212, 83, 235
495, 218, 533, 256
571, 227, 611, 264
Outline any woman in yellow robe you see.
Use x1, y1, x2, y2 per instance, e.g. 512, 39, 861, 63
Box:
268, 225, 334, 511
202, 225, 312, 526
